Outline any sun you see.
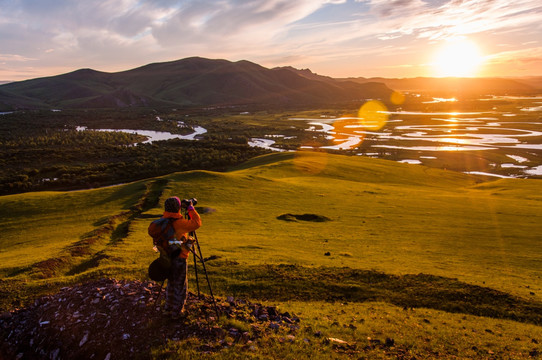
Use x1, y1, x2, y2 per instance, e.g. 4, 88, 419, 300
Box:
432, 38, 483, 77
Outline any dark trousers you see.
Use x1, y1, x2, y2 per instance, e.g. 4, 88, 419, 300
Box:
165, 257, 188, 313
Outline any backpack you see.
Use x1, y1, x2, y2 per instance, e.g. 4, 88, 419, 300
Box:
148, 218, 182, 258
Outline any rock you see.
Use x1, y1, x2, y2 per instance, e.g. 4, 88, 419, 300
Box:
79, 332, 89, 347
267, 306, 278, 317
0, 278, 302, 359
385, 338, 395, 347
240, 332, 251, 343
0, 311, 11, 319
324, 252, 331, 256
328, 337, 349, 345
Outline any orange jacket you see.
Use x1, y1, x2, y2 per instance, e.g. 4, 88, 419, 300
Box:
163, 208, 202, 259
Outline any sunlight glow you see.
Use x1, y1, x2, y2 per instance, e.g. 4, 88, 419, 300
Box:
432, 38, 483, 77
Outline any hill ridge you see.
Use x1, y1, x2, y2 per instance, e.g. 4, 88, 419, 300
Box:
0, 57, 394, 110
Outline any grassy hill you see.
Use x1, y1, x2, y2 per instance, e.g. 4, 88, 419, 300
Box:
1, 152, 541, 358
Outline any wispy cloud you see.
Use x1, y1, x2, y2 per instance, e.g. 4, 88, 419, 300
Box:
0, 54, 35, 62
366, 0, 542, 41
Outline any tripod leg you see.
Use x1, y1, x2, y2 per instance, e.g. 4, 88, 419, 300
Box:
153, 280, 165, 309
193, 232, 220, 319
193, 248, 201, 298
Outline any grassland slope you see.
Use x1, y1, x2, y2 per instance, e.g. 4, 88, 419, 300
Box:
1, 152, 539, 297
1, 152, 542, 358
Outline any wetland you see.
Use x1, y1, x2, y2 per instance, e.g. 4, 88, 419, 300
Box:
1, 93, 541, 195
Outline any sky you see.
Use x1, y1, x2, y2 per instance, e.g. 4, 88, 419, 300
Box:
1, 0, 541, 82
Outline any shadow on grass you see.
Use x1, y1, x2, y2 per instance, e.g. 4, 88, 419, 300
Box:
206, 263, 542, 326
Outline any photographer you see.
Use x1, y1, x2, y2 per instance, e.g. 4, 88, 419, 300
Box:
161, 196, 201, 319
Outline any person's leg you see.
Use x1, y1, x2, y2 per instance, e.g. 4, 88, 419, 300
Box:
178, 259, 188, 313
165, 258, 188, 315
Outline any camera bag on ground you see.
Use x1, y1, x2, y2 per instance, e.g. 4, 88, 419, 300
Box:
148, 256, 170, 282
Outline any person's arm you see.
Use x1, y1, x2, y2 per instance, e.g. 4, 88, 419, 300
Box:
182, 206, 202, 233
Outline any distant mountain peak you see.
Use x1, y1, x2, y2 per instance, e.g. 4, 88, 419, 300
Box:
273, 66, 335, 83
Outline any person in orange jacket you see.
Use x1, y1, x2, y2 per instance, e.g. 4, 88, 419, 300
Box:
162, 196, 202, 319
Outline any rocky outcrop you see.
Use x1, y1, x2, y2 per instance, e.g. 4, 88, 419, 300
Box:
0, 278, 300, 359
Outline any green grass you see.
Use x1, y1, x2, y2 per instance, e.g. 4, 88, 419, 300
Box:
149, 300, 542, 359
137, 152, 541, 299
1, 151, 541, 357
0, 182, 148, 275
2, 152, 542, 296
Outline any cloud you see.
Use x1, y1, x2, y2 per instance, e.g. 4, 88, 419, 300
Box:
0, 0, 541, 79
367, 0, 542, 41
0, 54, 35, 62
150, 0, 324, 47
368, 0, 428, 18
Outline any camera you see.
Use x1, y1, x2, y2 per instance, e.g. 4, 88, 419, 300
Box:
181, 198, 197, 209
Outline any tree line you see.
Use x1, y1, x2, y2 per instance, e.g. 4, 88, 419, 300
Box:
0, 111, 270, 195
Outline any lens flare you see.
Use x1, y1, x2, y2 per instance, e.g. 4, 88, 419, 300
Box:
358, 100, 388, 131
390, 91, 405, 105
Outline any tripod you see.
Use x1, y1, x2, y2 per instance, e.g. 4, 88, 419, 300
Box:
183, 209, 220, 319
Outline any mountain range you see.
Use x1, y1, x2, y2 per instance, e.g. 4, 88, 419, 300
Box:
0, 57, 392, 110
1, 57, 540, 111
342, 76, 540, 96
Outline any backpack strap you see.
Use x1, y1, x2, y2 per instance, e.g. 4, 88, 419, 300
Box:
154, 218, 178, 247
163, 217, 177, 234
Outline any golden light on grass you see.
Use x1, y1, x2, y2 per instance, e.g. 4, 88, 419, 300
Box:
293, 150, 328, 175
358, 100, 388, 131
431, 38, 483, 77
